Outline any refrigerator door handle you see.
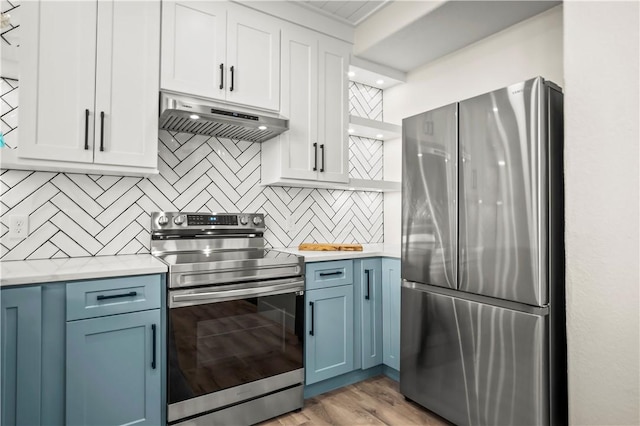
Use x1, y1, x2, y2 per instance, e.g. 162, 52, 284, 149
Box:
402, 280, 550, 316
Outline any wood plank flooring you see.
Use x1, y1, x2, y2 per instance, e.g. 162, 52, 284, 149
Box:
259, 375, 451, 426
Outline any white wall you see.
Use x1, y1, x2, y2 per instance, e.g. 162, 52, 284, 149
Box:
382, 5, 563, 244
383, 138, 401, 243
564, 2, 640, 424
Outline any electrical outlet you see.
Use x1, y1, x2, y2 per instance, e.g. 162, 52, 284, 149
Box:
9, 215, 28, 240
286, 215, 296, 233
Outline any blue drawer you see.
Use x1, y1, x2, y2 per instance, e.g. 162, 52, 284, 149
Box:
66, 274, 162, 321
306, 260, 353, 290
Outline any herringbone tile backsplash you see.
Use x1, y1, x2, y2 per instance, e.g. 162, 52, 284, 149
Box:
0, 81, 385, 260
349, 81, 383, 121
1, 77, 18, 149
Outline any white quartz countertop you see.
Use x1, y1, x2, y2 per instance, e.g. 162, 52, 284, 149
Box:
273, 243, 400, 262
0, 254, 168, 287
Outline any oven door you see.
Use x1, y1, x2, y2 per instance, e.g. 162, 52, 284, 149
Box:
167, 277, 304, 423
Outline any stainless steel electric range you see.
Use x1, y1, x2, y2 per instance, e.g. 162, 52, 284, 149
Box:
150, 212, 305, 426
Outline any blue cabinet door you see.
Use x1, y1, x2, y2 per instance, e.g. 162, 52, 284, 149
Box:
382, 258, 401, 370
357, 258, 383, 370
305, 285, 354, 385
66, 309, 161, 426
1, 286, 42, 426
41, 283, 66, 425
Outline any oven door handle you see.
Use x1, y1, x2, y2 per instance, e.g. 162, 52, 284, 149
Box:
170, 279, 304, 308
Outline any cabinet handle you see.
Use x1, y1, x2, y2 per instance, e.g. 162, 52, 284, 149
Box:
313, 142, 318, 171
365, 269, 371, 300
99, 111, 105, 152
230, 66, 235, 91
151, 324, 157, 369
309, 302, 315, 336
84, 109, 89, 150
219, 63, 224, 90
96, 291, 137, 301
319, 271, 342, 277
320, 144, 325, 172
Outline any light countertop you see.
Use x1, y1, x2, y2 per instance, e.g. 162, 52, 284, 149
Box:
0, 254, 168, 288
0, 244, 399, 287
274, 243, 400, 262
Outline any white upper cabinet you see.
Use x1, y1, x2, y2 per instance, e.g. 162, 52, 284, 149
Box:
19, 1, 97, 164
161, 2, 226, 101
17, 0, 160, 175
161, 1, 280, 111
262, 26, 350, 185
94, 1, 161, 169
225, 9, 281, 110
318, 36, 350, 183
275, 26, 319, 181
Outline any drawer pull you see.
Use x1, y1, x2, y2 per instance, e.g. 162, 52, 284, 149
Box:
96, 291, 138, 301
319, 271, 342, 277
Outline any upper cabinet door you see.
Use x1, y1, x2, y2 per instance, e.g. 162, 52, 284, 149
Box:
160, 1, 227, 101
458, 78, 546, 306
18, 1, 97, 163
161, 2, 280, 112
226, 6, 280, 111
317, 36, 349, 183
401, 104, 458, 289
94, 0, 160, 168
277, 26, 319, 181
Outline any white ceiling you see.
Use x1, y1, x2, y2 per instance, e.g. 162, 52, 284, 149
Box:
355, 1, 561, 72
301, 0, 561, 73
296, 1, 391, 26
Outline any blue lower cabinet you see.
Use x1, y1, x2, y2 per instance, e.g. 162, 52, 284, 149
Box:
66, 309, 161, 426
305, 285, 354, 385
356, 258, 383, 370
382, 258, 401, 371
1, 286, 42, 426
1, 284, 67, 426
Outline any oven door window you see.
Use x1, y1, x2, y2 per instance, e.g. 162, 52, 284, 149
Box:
168, 292, 304, 404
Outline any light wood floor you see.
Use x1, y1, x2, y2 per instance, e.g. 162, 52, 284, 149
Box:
259, 375, 451, 426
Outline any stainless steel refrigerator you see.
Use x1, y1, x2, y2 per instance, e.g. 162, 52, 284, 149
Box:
400, 77, 566, 425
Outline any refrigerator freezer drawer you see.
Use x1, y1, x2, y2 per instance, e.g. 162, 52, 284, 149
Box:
400, 286, 549, 426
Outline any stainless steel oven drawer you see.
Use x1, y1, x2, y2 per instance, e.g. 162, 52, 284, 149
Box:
173, 384, 304, 426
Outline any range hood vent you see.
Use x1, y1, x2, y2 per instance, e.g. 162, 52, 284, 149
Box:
159, 93, 288, 143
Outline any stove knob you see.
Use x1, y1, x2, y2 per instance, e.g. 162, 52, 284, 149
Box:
240, 216, 248, 225
174, 215, 185, 225
252, 216, 263, 226
157, 216, 169, 226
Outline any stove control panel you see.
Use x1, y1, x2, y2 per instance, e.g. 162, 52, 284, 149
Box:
187, 214, 238, 226
151, 212, 265, 231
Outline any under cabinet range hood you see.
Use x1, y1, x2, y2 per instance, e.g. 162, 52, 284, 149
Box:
159, 93, 288, 143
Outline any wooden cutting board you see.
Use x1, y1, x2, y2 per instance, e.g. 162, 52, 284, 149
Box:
298, 243, 363, 251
